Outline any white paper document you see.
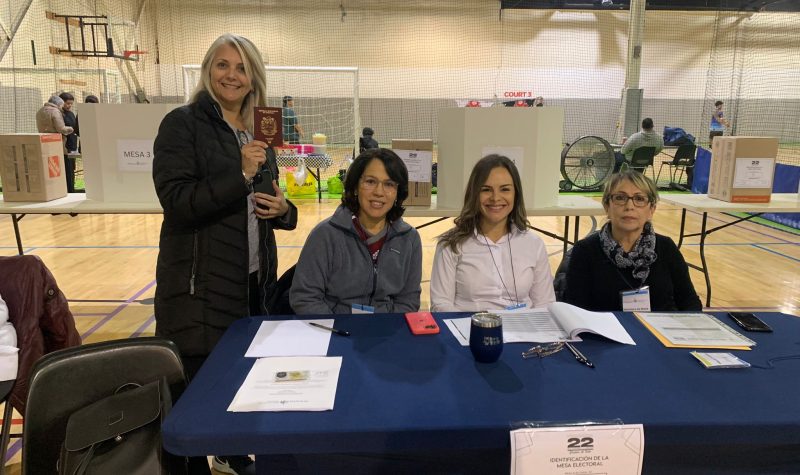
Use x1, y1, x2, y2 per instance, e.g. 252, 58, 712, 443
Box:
635, 313, 755, 347
733, 157, 775, 188
510, 424, 644, 475
394, 149, 432, 182
244, 319, 334, 357
443, 303, 635, 346
228, 356, 343, 412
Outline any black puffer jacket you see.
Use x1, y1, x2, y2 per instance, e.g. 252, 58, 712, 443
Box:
152, 91, 297, 357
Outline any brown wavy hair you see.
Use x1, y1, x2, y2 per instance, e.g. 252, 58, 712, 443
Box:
438, 154, 529, 252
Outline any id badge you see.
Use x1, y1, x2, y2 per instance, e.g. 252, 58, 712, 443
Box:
621, 286, 651, 312
351, 304, 375, 314
505, 303, 527, 311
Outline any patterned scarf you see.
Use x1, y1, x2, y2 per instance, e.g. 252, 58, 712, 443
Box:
599, 221, 657, 285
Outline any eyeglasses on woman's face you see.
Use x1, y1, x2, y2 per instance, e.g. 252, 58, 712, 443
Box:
360, 176, 398, 194
609, 193, 650, 207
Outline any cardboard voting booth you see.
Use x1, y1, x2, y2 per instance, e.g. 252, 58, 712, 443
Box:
437, 107, 564, 209
0, 133, 67, 201
79, 104, 179, 203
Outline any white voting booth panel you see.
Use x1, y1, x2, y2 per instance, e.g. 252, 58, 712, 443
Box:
80, 104, 180, 202
437, 107, 563, 209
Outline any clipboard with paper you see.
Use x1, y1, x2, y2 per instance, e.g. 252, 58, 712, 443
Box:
634, 312, 755, 350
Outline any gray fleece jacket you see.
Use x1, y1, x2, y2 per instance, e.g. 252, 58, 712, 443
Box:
291, 205, 422, 315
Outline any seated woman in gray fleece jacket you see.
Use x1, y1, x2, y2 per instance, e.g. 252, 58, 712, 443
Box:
291, 148, 423, 314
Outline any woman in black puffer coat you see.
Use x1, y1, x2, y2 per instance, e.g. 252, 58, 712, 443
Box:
153, 34, 297, 378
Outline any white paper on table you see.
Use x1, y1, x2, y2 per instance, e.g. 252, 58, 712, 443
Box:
510, 424, 644, 475
636, 313, 754, 347
228, 356, 343, 412
443, 309, 580, 347
495, 308, 580, 344
244, 319, 334, 357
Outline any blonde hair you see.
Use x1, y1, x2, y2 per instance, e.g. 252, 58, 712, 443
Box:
191, 33, 267, 133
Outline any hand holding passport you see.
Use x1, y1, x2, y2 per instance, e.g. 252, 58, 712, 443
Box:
254, 107, 283, 147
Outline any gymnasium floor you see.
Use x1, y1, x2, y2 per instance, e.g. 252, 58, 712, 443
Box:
1, 196, 798, 471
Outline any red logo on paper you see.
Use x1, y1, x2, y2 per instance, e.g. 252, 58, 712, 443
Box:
514, 100, 529, 107
466, 100, 480, 107
48, 155, 61, 177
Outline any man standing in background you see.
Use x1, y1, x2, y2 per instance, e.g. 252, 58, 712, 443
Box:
59, 92, 78, 193
709, 100, 730, 148
282, 95, 305, 144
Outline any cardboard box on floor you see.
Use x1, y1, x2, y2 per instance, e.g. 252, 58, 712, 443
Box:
0, 133, 67, 202
708, 136, 778, 203
392, 139, 433, 206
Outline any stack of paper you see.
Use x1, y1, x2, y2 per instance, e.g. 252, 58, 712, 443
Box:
634, 312, 755, 350
229, 320, 343, 412
444, 302, 636, 346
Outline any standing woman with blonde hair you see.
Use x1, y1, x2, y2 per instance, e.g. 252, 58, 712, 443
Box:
153, 35, 296, 474
154, 34, 298, 367
430, 155, 555, 312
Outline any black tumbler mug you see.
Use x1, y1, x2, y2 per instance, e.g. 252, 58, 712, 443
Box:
469, 312, 503, 363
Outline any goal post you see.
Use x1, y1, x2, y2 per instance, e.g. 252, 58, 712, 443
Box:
181, 64, 360, 155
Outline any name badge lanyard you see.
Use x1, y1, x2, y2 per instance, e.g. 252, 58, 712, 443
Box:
482, 233, 519, 307
606, 253, 651, 309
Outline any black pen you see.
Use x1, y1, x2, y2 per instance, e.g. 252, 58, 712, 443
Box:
308, 321, 350, 337
565, 342, 594, 368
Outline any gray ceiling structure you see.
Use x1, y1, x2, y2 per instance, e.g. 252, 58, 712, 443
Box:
500, 1, 800, 12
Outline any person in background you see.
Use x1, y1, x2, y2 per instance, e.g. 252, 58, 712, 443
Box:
35, 95, 74, 156
430, 154, 555, 312
291, 148, 422, 314
563, 170, 701, 312
534, 96, 544, 107
709, 100, 730, 148
59, 92, 78, 193
360, 127, 379, 152
282, 95, 305, 144
75, 95, 99, 154
153, 33, 297, 475
614, 117, 663, 173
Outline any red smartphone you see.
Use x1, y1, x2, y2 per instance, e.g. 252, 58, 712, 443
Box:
405, 312, 440, 335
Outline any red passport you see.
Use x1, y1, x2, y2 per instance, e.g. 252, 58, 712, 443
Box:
253, 107, 283, 147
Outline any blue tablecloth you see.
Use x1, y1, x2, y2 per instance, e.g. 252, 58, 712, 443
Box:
163, 312, 800, 474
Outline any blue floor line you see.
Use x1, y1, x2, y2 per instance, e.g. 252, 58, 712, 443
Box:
751, 244, 800, 263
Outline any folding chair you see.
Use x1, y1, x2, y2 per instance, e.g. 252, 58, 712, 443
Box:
22, 337, 186, 474
656, 144, 697, 190
627, 146, 657, 180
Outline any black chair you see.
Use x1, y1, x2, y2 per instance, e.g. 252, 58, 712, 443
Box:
266, 265, 296, 316
22, 337, 187, 475
626, 146, 657, 180
656, 144, 696, 190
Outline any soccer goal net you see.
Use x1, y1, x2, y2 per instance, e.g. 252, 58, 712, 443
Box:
182, 64, 360, 159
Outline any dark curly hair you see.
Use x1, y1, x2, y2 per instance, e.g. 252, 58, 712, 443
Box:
342, 148, 409, 223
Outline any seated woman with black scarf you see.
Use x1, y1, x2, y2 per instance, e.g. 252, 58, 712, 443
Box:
563, 170, 702, 312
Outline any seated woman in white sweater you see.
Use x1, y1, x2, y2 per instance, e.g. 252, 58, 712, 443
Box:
430, 154, 555, 312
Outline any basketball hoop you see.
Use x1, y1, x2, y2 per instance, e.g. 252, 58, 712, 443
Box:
123, 50, 147, 58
